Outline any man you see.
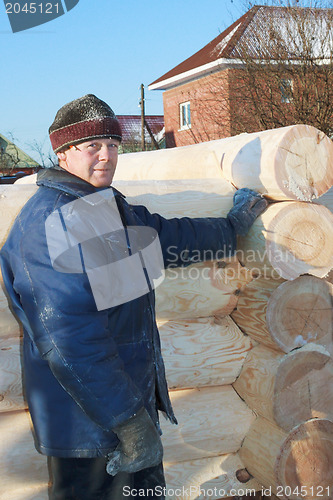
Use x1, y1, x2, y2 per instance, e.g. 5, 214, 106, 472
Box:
0, 95, 267, 499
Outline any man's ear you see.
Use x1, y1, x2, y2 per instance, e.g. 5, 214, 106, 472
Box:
57, 151, 67, 164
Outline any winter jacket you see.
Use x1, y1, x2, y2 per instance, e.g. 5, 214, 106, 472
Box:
0, 167, 236, 458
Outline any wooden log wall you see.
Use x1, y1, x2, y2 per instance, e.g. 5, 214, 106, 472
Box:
2, 125, 333, 499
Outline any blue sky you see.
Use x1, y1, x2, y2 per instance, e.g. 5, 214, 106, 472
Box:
0, 0, 245, 161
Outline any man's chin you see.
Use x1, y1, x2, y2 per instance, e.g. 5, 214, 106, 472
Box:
92, 171, 114, 187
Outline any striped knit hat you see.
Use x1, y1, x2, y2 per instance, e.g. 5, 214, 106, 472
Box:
49, 94, 122, 153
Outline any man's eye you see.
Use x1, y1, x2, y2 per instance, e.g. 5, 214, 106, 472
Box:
88, 143, 97, 148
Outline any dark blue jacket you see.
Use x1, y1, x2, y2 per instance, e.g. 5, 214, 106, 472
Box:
0, 167, 236, 457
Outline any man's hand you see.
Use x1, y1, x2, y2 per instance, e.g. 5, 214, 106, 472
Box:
106, 408, 163, 476
227, 188, 268, 236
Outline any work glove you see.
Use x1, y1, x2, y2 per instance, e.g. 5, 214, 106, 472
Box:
227, 188, 268, 236
106, 407, 163, 476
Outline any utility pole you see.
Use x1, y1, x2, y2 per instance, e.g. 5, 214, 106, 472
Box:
140, 83, 145, 151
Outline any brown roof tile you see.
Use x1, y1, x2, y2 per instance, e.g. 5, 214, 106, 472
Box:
117, 115, 164, 143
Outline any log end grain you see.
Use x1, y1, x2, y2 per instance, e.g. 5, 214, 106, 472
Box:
274, 344, 333, 432
275, 125, 333, 201
275, 418, 333, 500
264, 202, 333, 280
267, 275, 333, 353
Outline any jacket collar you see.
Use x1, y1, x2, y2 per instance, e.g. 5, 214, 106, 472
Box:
37, 167, 125, 200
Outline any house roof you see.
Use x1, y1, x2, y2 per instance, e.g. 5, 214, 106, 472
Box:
149, 5, 333, 90
117, 115, 164, 143
0, 133, 40, 170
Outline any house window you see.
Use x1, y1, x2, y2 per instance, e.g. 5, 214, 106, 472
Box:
281, 79, 293, 103
180, 101, 191, 130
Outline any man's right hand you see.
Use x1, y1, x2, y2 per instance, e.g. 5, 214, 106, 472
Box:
106, 408, 163, 476
227, 188, 268, 236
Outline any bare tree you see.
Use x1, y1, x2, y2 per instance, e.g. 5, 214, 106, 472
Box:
193, 0, 333, 139
28, 139, 58, 168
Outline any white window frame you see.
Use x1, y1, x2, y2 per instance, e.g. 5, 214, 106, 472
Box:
179, 101, 191, 130
281, 78, 293, 103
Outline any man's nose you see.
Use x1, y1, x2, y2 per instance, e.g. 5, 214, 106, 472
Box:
98, 145, 112, 161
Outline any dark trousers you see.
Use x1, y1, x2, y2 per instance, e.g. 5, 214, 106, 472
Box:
49, 457, 166, 500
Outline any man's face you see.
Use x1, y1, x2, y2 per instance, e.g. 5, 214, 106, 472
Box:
57, 138, 120, 187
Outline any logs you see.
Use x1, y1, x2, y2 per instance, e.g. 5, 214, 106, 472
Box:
0, 337, 25, 412
164, 454, 260, 500
0, 410, 49, 500
240, 417, 333, 499
156, 259, 253, 320
0, 184, 38, 247
231, 275, 333, 352
218, 125, 333, 201
160, 386, 255, 463
115, 125, 333, 201
159, 316, 253, 389
113, 178, 235, 218
0, 282, 21, 340
233, 343, 333, 431
236, 201, 333, 280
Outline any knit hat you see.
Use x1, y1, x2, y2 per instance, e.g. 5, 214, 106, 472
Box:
49, 94, 122, 153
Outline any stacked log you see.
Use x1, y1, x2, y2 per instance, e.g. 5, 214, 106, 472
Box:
231, 275, 333, 352
1, 124, 333, 499
114, 124, 333, 202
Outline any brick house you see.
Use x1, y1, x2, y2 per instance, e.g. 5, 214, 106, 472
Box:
149, 6, 333, 147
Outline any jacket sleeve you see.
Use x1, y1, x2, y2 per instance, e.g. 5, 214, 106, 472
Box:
129, 203, 237, 268
1, 223, 144, 432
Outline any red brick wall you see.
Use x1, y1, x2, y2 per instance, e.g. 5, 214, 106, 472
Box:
162, 67, 303, 147
163, 70, 233, 148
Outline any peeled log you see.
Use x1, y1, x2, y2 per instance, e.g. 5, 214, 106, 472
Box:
115, 142, 224, 181
160, 386, 255, 463
0, 337, 25, 412
0, 410, 49, 500
159, 316, 253, 389
231, 275, 333, 353
219, 125, 333, 201
164, 453, 260, 499
231, 277, 286, 351
317, 187, 333, 280
237, 201, 333, 280
240, 417, 333, 499
0, 185, 38, 247
0, 280, 21, 340
114, 125, 333, 201
12, 178, 235, 218
156, 258, 253, 320
113, 179, 235, 218
233, 343, 333, 431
